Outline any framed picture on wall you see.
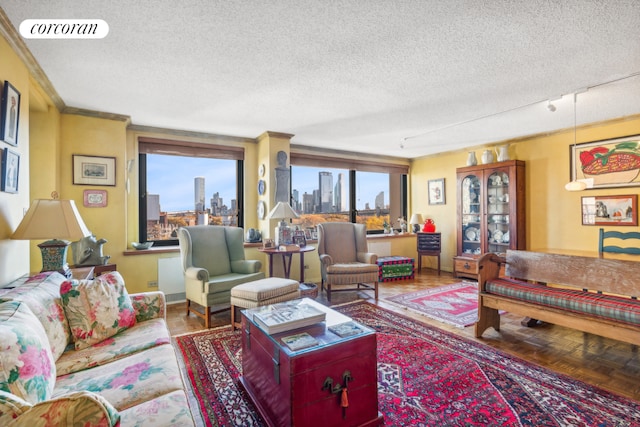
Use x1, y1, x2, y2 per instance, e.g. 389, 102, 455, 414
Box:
1, 147, 20, 193
569, 134, 640, 189
428, 178, 445, 205
581, 194, 638, 226
73, 154, 116, 186
83, 189, 108, 207
0, 81, 20, 146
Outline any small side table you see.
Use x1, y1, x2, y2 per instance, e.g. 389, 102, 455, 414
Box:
259, 246, 316, 282
94, 264, 117, 276
417, 232, 441, 275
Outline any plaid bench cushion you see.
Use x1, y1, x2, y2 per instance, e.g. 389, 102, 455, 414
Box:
486, 277, 640, 327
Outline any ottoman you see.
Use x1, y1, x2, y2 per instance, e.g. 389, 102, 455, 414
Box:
230, 277, 300, 329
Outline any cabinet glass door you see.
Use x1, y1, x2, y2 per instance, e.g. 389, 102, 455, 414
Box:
486, 171, 510, 254
461, 174, 481, 256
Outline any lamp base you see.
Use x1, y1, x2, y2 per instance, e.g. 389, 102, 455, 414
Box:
412, 224, 420, 233
37, 239, 72, 278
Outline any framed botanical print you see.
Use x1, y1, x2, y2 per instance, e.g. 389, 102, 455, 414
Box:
428, 178, 445, 205
1, 81, 20, 146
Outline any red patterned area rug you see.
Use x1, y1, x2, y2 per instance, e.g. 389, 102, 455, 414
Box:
385, 281, 482, 328
174, 301, 640, 426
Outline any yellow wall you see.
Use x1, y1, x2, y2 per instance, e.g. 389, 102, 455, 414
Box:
0, 35, 32, 284
2, 31, 639, 293
410, 115, 640, 272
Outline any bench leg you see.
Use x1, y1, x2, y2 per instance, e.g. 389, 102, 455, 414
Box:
475, 304, 501, 338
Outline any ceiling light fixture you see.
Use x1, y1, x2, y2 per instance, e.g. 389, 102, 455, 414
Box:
546, 100, 556, 112
565, 92, 588, 192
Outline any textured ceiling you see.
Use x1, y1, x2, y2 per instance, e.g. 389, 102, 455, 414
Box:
2, 1, 640, 159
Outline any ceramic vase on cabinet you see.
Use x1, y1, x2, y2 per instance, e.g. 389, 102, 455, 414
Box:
466, 152, 478, 166
481, 149, 494, 164
496, 145, 510, 162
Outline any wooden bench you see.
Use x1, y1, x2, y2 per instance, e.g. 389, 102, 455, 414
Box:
476, 250, 640, 346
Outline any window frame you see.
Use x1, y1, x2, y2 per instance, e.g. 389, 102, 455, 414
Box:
290, 152, 408, 233
138, 137, 244, 246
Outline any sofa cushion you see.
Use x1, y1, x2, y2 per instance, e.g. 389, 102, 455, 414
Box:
119, 390, 195, 427
486, 277, 640, 326
53, 344, 185, 411
55, 318, 171, 376
0, 272, 72, 361
0, 389, 119, 427
0, 301, 56, 404
61, 271, 136, 350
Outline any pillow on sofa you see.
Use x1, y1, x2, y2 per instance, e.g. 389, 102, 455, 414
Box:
0, 301, 56, 404
60, 271, 136, 350
0, 389, 120, 427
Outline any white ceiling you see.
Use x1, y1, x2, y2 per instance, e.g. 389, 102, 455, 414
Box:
2, 1, 640, 159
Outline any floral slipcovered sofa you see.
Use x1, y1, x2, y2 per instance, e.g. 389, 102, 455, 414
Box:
0, 271, 195, 426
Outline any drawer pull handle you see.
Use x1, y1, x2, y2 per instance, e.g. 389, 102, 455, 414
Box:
464, 262, 471, 270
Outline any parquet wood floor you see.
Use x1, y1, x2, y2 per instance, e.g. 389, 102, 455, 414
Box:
167, 268, 640, 402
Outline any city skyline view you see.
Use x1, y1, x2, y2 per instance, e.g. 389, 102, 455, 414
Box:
147, 154, 390, 213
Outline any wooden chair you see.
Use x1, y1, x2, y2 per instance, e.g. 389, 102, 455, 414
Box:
598, 228, 640, 257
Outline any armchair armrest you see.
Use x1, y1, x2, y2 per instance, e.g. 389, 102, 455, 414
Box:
130, 291, 166, 322
231, 259, 262, 274
185, 266, 209, 282
319, 253, 334, 266
357, 252, 378, 264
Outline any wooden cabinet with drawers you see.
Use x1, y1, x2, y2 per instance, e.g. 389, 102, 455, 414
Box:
454, 160, 525, 280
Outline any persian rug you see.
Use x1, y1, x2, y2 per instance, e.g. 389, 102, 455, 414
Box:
174, 301, 640, 426
385, 281, 481, 327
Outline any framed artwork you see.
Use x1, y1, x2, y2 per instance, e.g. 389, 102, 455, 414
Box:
428, 178, 445, 205
1, 81, 20, 146
1, 147, 19, 193
292, 230, 306, 247
73, 154, 116, 186
83, 189, 108, 207
581, 194, 638, 226
569, 134, 640, 189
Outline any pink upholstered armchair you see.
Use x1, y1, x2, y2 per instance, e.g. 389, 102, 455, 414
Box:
317, 222, 379, 301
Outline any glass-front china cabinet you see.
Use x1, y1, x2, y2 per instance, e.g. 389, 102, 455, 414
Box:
454, 160, 525, 279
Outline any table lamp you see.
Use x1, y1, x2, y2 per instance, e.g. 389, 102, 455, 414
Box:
11, 197, 91, 277
409, 213, 424, 233
268, 202, 299, 246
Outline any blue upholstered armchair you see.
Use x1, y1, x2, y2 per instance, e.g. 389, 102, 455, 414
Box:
178, 225, 264, 328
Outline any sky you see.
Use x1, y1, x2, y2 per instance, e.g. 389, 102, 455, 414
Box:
147, 154, 389, 212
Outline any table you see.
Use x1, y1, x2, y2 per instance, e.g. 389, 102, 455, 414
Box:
239, 298, 383, 427
259, 246, 316, 282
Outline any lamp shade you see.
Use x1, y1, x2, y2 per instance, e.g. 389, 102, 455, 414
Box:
409, 213, 424, 225
268, 202, 299, 220
12, 199, 91, 241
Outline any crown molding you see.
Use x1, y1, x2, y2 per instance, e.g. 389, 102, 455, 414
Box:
0, 7, 65, 110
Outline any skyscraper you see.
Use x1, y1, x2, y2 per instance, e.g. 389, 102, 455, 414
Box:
319, 171, 333, 213
334, 173, 347, 212
194, 177, 206, 225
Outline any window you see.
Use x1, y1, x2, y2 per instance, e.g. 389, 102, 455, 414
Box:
290, 153, 408, 233
138, 138, 244, 245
